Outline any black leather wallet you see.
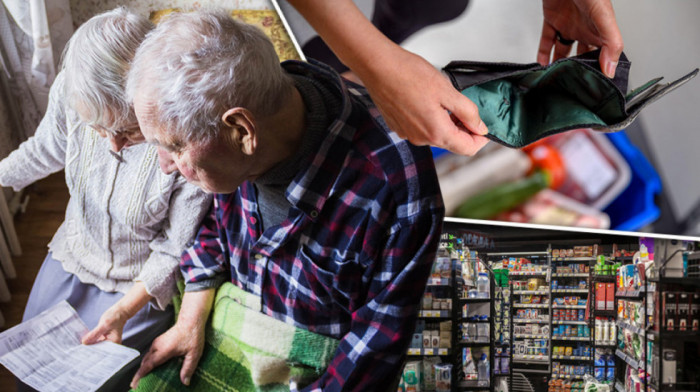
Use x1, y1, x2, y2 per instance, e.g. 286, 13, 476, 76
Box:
443, 50, 698, 148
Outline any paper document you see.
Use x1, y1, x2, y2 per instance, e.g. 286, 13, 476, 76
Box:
0, 301, 139, 392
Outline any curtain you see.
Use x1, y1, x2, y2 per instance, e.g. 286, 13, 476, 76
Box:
0, 0, 72, 143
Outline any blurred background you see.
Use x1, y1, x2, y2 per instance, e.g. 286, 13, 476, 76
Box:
275, 0, 700, 236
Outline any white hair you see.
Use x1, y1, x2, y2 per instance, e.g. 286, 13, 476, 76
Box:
61, 7, 153, 132
126, 9, 295, 143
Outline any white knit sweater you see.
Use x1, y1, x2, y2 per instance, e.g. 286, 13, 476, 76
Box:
0, 73, 212, 310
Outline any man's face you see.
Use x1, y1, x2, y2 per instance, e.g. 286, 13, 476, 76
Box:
133, 94, 246, 194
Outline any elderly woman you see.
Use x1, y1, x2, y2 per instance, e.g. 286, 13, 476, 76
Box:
0, 7, 211, 389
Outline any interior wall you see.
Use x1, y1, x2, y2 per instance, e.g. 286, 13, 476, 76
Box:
69, 0, 274, 26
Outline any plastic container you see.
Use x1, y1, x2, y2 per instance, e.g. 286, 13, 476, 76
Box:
477, 353, 490, 386
477, 272, 489, 298
603, 131, 662, 230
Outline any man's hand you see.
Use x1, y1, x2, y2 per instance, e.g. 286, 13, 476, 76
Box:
129, 288, 215, 389
130, 321, 205, 388
538, 0, 624, 78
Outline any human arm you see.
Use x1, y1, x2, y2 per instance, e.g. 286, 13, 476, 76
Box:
286, 0, 489, 156
300, 202, 444, 391
537, 0, 624, 78
81, 281, 151, 345
129, 203, 228, 388
0, 72, 69, 190
134, 179, 212, 310
130, 287, 216, 388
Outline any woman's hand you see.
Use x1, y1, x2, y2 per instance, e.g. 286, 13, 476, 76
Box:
82, 281, 151, 345
538, 0, 624, 78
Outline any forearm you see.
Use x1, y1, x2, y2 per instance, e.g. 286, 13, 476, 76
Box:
113, 282, 153, 320
176, 288, 216, 331
287, 0, 400, 81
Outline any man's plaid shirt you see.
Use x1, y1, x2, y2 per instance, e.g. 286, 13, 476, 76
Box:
181, 60, 445, 391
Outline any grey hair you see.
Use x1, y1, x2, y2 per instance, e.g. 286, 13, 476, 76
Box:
61, 7, 153, 132
126, 9, 295, 143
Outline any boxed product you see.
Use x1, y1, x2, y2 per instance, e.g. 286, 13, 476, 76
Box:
422, 357, 441, 391
664, 292, 678, 331
596, 283, 606, 310
605, 283, 615, 310
403, 361, 422, 392
678, 293, 690, 331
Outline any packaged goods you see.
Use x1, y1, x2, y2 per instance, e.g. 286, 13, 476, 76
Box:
435, 363, 452, 392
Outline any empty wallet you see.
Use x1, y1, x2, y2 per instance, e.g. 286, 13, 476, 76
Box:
443, 50, 698, 148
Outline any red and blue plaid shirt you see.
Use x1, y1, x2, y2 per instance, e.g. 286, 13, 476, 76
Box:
181, 61, 444, 391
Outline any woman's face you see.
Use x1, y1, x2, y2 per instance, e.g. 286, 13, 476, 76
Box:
92, 123, 146, 152
76, 104, 146, 152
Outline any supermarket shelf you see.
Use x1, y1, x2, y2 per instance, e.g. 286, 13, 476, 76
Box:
610, 255, 634, 262
594, 341, 617, 347
514, 334, 548, 339
460, 297, 491, 303
513, 318, 550, 324
426, 277, 451, 286
615, 349, 641, 369
459, 340, 490, 346
552, 289, 589, 294
418, 310, 451, 318
616, 288, 644, 298
617, 320, 645, 335
407, 347, 451, 356
457, 381, 490, 390
552, 273, 589, 277
552, 320, 588, 325
592, 275, 617, 281
551, 336, 590, 341
513, 355, 549, 363
513, 290, 549, 295
552, 305, 587, 309
513, 303, 550, 308
649, 276, 700, 286
509, 271, 548, 277
550, 374, 586, 380
551, 257, 597, 261
461, 318, 491, 323
646, 329, 700, 341
487, 251, 549, 256
551, 355, 591, 361
593, 309, 616, 315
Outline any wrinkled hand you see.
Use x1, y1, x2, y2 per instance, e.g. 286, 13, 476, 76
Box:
362, 46, 490, 156
538, 0, 624, 78
130, 322, 205, 389
82, 305, 129, 345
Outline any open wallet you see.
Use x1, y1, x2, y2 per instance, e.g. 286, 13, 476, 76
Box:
442, 50, 698, 148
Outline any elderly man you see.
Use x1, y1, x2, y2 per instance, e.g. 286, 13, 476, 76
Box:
127, 10, 444, 391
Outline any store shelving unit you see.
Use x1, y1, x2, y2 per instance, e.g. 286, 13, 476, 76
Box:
490, 250, 552, 384
550, 255, 596, 384
458, 260, 496, 391
646, 249, 700, 392
613, 264, 648, 392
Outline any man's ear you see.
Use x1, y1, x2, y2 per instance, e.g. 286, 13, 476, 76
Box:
222, 108, 256, 156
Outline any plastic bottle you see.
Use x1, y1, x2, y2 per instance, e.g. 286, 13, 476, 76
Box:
477, 316, 489, 342
609, 319, 616, 343
595, 318, 602, 341
477, 272, 489, 298
477, 353, 490, 386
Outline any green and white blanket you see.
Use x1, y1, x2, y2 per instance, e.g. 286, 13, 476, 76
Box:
132, 283, 339, 392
